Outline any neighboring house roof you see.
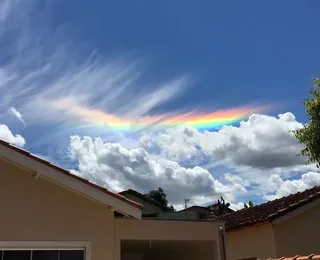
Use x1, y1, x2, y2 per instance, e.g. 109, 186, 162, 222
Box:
180, 203, 235, 212
268, 254, 320, 260
119, 189, 171, 211
207, 202, 235, 214
208, 186, 320, 231
179, 205, 209, 212
0, 139, 143, 218
178, 203, 234, 219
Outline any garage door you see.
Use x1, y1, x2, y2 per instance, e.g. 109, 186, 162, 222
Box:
0, 250, 84, 260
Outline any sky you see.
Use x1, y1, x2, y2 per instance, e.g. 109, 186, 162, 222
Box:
1, 0, 320, 210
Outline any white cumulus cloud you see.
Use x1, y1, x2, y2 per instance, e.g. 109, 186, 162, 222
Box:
138, 112, 317, 207
68, 135, 247, 208
0, 124, 25, 146
230, 202, 246, 211
141, 112, 305, 169
266, 172, 320, 200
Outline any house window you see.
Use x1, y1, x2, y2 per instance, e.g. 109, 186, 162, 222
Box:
32, 250, 59, 260
2, 250, 31, 260
0, 250, 84, 260
0, 242, 90, 260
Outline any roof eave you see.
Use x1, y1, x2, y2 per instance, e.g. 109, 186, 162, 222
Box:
270, 195, 320, 225
0, 142, 142, 219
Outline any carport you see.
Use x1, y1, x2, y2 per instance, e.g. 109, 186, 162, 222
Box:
121, 239, 216, 260
115, 218, 224, 260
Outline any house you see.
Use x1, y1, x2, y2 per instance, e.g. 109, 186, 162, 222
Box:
0, 139, 225, 260
207, 186, 320, 260
119, 190, 234, 221
119, 189, 203, 220
178, 204, 233, 220
178, 205, 213, 220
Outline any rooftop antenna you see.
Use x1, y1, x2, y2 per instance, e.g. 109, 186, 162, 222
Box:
184, 198, 191, 209
184, 197, 194, 220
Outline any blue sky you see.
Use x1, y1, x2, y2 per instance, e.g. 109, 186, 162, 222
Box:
51, 0, 320, 117
1, 0, 320, 209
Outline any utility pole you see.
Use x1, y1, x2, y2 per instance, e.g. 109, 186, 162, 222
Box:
184, 198, 191, 220
184, 198, 190, 209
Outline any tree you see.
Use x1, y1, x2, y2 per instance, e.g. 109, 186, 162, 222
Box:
217, 197, 230, 216
294, 76, 320, 167
169, 205, 175, 212
147, 187, 175, 212
244, 200, 254, 208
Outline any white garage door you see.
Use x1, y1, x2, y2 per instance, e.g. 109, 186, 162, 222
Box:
0, 250, 84, 260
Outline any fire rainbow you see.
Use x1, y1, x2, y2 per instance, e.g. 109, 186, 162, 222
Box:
51, 98, 267, 131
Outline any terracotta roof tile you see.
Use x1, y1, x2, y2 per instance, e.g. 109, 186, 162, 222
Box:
0, 139, 143, 210
207, 185, 320, 231
269, 255, 320, 260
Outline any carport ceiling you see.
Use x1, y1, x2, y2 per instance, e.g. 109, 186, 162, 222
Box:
121, 240, 214, 253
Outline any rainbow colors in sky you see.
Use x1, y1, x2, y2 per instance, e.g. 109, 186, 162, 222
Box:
51, 98, 267, 131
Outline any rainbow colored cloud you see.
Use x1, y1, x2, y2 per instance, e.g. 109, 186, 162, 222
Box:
51, 98, 268, 132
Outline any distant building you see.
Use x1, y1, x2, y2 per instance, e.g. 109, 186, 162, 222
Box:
119, 189, 234, 220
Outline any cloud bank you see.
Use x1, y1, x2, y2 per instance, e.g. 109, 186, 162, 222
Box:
69, 135, 246, 207
68, 112, 318, 209
141, 112, 305, 169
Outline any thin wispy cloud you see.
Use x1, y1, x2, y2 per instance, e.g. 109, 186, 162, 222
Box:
8, 107, 26, 126
0, 0, 10, 23
0, 0, 189, 130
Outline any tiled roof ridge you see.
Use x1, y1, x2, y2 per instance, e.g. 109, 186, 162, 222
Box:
230, 185, 320, 216
208, 185, 320, 231
267, 254, 320, 260
0, 139, 143, 209
267, 190, 320, 220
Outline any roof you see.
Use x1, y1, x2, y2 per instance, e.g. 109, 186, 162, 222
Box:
179, 205, 210, 212
207, 202, 234, 214
268, 254, 320, 260
119, 189, 171, 211
208, 185, 320, 231
0, 139, 143, 215
179, 202, 235, 213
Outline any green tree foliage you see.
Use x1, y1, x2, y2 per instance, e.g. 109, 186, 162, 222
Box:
169, 205, 175, 212
217, 197, 230, 216
244, 200, 254, 208
147, 187, 175, 212
294, 77, 320, 167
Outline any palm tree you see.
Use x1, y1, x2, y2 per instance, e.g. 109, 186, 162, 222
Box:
217, 197, 231, 216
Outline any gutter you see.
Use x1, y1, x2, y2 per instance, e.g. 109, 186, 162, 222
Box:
219, 226, 227, 260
